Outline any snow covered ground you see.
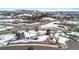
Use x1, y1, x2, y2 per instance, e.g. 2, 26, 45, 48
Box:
0, 19, 24, 23
39, 21, 60, 29
10, 35, 49, 44
25, 32, 37, 38
0, 34, 16, 45
0, 25, 14, 31
0, 19, 71, 46
66, 21, 79, 25
27, 22, 41, 25
67, 32, 79, 36
18, 30, 48, 41
42, 17, 57, 21
54, 32, 70, 44
38, 30, 46, 35
57, 36, 69, 44
0, 30, 48, 45
16, 14, 33, 17
0, 29, 71, 46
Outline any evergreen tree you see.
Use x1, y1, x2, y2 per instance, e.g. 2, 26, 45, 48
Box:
15, 32, 20, 40
21, 32, 25, 38
46, 29, 51, 35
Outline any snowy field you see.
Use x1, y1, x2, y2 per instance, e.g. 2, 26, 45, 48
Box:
39, 21, 61, 29
0, 29, 70, 46
0, 25, 14, 31
27, 22, 41, 25
42, 17, 57, 21
0, 18, 76, 47
0, 34, 16, 45
0, 30, 49, 45
66, 21, 79, 25
67, 32, 79, 36
16, 14, 33, 17
0, 19, 24, 23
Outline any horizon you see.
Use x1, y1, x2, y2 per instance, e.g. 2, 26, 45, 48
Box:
0, 8, 79, 11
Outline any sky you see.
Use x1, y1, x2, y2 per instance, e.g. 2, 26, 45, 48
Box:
0, 0, 79, 11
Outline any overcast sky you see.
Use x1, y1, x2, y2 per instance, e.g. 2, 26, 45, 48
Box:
0, 0, 79, 11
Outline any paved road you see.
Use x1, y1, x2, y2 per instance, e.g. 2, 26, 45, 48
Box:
0, 41, 79, 50
0, 44, 61, 50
